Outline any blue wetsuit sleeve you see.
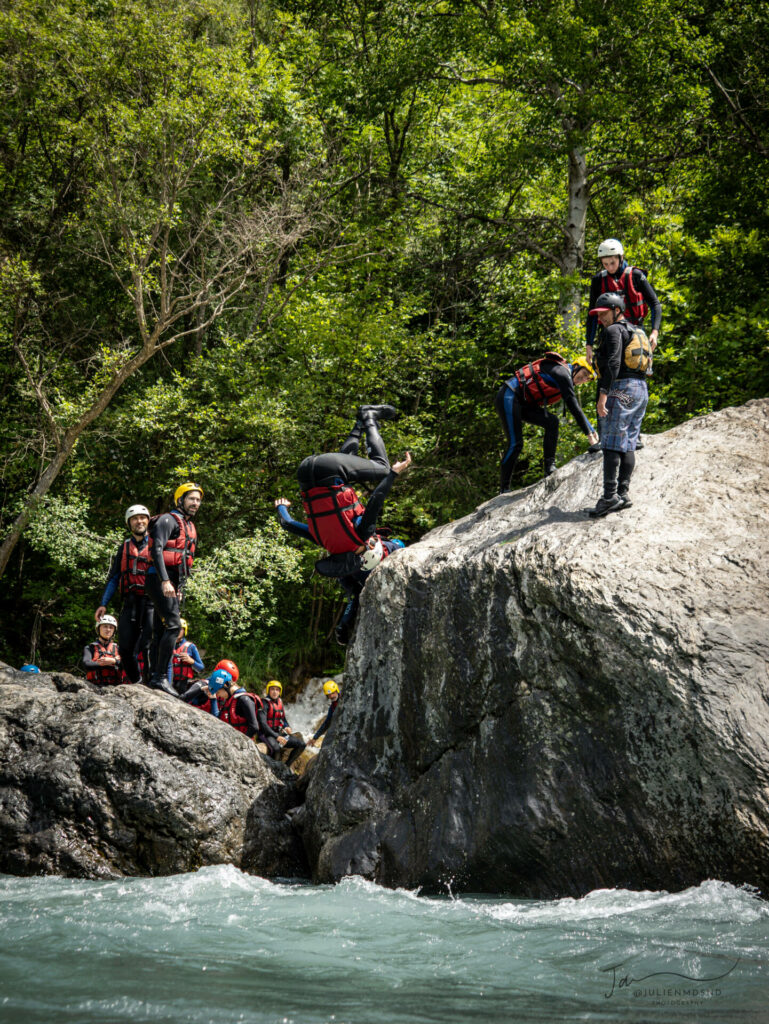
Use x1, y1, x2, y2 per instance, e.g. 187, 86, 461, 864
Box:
100, 542, 123, 607
187, 644, 205, 674
276, 504, 313, 542
313, 704, 335, 740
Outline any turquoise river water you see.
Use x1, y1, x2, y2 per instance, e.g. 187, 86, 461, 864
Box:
0, 869, 766, 1024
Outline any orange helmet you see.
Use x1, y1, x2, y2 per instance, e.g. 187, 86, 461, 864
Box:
215, 659, 239, 682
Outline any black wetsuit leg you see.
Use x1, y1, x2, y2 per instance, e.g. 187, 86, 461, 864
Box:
137, 598, 153, 683
359, 413, 389, 467
495, 384, 523, 492
283, 734, 306, 766
262, 735, 283, 759
117, 594, 142, 684
339, 418, 364, 455
540, 410, 560, 467
602, 450, 622, 498
145, 574, 182, 685
618, 450, 635, 495
297, 452, 391, 489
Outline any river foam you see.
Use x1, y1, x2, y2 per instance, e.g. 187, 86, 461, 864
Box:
0, 869, 766, 1023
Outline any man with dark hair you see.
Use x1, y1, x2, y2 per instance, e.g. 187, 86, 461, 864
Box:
145, 482, 202, 695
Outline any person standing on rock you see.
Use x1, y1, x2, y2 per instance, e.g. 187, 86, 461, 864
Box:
145, 483, 202, 696
588, 293, 650, 516
307, 680, 341, 748
260, 680, 306, 767
95, 504, 154, 685
586, 238, 661, 444
495, 354, 599, 493
586, 238, 661, 367
275, 405, 410, 644
82, 615, 124, 686
167, 618, 204, 694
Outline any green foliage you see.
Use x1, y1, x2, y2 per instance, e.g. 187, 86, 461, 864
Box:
1, 0, 767, 673
25, 496, 123, 586
184, 522, 304, 643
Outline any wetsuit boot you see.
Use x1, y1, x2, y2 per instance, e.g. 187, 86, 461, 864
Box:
359, 409, 392, 468
544, 460, 556, 477
589, 450, 624, 517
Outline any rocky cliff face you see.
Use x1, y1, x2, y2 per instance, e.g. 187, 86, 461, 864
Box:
302, 400, 769, 897
0, 670, 306, 879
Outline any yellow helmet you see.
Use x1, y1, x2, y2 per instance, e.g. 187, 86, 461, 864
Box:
179, 618, 188, 635
265, 679, 282, 695
571, 356, 596, 381
323, 680, 340, 697
174, 482, 204, 505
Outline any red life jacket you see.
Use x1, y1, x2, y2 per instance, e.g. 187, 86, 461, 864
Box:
171, 640, 195, 689
599, 266, 648, 324
158, 510, 197, 576
86, 640, 122, 686
264, 695, 287, 733
221, 691, 263, 734
119, 535, 153, 595
513, 353, 568, 406
301, 484, 367, 554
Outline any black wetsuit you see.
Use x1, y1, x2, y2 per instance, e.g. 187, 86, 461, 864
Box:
586, 263, 662, 349
99, 537, 154, 684
495, 359, 594, 492
260, 698, 306, 766
146, 510, 196, 687
595, 320, 647, 393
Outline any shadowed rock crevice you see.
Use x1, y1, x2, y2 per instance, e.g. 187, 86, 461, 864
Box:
303, 400, 769, 897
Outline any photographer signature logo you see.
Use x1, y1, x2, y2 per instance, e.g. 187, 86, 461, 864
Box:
601, 956, 739, 998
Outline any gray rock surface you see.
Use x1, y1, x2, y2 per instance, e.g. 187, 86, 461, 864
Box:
0, 669, 307, 879
303, 399, 769, 896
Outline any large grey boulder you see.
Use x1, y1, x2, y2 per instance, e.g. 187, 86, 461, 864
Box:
0, 669, 307, 879
303, 399, 769, 896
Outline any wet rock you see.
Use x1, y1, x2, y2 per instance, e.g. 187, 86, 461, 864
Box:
303, 399, 769, 896
0, 670, 307, 879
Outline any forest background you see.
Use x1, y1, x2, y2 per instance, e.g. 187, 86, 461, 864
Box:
1, 0, 767, 683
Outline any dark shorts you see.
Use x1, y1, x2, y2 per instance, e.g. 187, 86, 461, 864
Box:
601, 378, 648, 452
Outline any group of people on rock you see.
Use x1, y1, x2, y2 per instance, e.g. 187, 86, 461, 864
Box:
497, 237, 661, 516
78, 471, 344, 768
60, 235, 660, 722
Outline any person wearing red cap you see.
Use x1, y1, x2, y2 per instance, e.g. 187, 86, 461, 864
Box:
588, 293, 651, 517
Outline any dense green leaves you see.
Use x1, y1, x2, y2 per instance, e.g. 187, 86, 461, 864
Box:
1, 0, 766, 674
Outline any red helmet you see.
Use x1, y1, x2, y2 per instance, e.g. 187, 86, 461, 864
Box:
215, 659, 239, 682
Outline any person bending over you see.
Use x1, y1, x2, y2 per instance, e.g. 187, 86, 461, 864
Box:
495, 353, 598, 493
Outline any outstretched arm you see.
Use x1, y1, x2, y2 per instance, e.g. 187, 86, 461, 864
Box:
274, 498, 313, 541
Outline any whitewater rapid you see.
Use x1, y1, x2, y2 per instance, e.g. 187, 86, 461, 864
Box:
1, 869, 766, 1023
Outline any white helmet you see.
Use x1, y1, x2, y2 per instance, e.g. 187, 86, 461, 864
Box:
360, 538, 384, 572
98, 614, 118, 630
125, 504, 150, 524
597, 238, 624, 258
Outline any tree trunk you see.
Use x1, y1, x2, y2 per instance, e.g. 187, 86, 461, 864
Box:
0, 343, 155, 580
559, 143, 589, 336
